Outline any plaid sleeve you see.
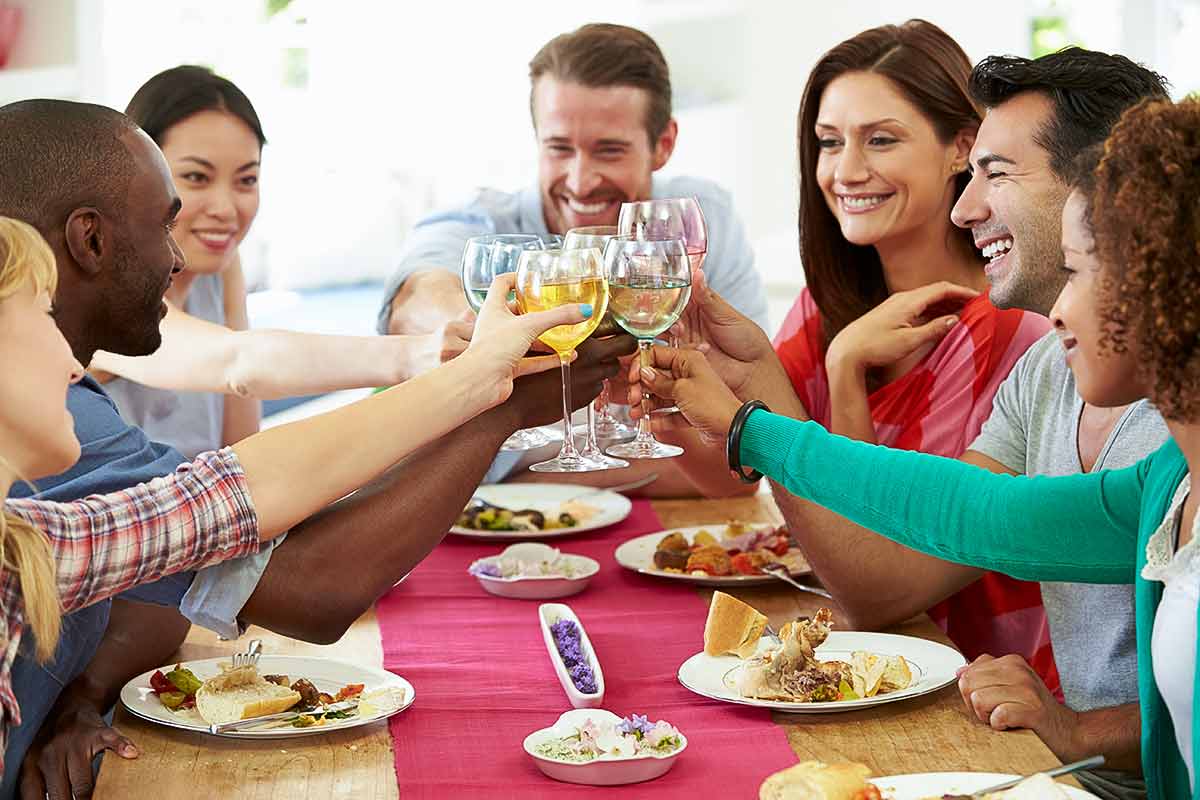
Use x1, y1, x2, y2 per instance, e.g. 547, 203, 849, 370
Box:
5, 448, 261, 613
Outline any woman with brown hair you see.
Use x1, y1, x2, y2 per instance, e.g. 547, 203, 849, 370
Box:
640, 95, 1200, 800
678, 20, 1055, 686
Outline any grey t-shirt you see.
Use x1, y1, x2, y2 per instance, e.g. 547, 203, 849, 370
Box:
970, 332, 1168, 800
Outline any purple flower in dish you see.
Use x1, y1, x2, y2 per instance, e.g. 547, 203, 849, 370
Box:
618, 714, 653, 736
550, 618, 597, 694
469, 560, 502, 578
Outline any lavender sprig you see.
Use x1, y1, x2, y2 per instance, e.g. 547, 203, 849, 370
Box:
550, 619, 597, 694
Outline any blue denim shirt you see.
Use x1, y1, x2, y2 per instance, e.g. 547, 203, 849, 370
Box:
1, 377, 274, 796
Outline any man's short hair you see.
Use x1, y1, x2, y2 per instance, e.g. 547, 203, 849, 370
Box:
528, 23, 672, 145
968, 48, 1170, 179
0, 100, 139, 241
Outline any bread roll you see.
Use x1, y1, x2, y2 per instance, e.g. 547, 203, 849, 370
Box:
759, 761, 872, 800
703, 591, 768, 658
195, 665, 302, 725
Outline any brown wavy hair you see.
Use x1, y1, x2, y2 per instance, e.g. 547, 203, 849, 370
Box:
797, 19, 981, 344
1083, 97, 1200, 421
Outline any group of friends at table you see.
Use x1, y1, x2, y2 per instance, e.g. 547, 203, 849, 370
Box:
0, 14, 1195, 800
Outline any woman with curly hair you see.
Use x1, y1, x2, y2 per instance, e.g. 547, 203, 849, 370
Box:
637, 96, 1200, 799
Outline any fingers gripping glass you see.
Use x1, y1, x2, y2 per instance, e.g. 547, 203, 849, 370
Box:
461, 234, 556, 451
515, 248, 610, 473
602, 236, 691, 460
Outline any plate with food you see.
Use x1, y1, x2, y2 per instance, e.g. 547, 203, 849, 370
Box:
452, 483, 632, 540
678, 594, 964, 713
758, 761, 1097, 799
523, 708, 687, 786
614, 523, 810, 585
120, 655, 414, 738
469, 542, 599, 599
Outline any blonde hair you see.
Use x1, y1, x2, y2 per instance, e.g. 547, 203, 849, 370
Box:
0, 217, 62, 661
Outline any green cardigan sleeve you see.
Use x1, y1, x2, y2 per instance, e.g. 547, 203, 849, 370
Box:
740, 411, 1145, 583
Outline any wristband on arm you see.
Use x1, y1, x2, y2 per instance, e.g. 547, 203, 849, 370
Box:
727, 400, 769, 484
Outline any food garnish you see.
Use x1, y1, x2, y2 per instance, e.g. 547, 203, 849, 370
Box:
533, 714, 683, 762
549, 618, 598, 694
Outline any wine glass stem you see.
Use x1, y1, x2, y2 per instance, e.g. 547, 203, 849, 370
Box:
635, 339, 656, 444
557, 353, 580, 459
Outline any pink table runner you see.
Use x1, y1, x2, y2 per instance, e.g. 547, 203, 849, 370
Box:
376, 500, 798, 798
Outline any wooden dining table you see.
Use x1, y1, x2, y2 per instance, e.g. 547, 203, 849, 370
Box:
94, 493, 1074, 798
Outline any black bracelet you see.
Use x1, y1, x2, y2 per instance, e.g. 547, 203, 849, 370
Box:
727, 400, 769, 483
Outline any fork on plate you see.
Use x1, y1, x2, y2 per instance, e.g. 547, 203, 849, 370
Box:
231, 638, 263, 669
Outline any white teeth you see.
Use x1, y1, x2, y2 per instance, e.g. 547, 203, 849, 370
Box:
981, 237, 1014, 259
566, 198, 609, 215
840, 195, 888, 210
196, 232, 233, 244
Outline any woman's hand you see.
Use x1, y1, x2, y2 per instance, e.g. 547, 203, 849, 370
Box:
464, 273, 592, 391
824, 281, 977, 376
634, 346, 743, 445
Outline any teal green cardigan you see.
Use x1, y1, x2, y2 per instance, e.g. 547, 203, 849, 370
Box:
739, 410, 1196, 800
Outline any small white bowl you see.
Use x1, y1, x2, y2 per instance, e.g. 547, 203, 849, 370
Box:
469, 543, 599, 600
523, 709, 687, 786
538, 603, 604, 708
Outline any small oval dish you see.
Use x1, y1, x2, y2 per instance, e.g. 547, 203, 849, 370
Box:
469, 543, 599, 600
538, 603, 605, 708
523, 708, 687, 786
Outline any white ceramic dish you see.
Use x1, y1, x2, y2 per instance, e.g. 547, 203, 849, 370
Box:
614, 524, 811, 586
522, 709, 687, 786
870, 772, 1098, 798
120, 655, 414, 738
677, 631, 965, 714
538, 603, 605, 708
469, 543, 599, 599
451, 483, 632, 541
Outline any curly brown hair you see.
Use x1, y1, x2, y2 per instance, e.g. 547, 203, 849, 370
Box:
1084, 97, 1200, 421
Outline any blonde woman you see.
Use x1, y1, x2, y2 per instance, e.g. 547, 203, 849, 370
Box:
0, 216, 587, 775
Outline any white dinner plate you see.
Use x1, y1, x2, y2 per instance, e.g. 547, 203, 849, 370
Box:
677, 631, 965, 713
450, 483, 632, 541
870, 772, 1098, 798
614, 524, 811, 586
120, 655, 414, 738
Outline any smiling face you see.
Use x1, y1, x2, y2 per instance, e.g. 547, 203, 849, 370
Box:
814, 71, 971, 252
1049, 190, 1144, 407
533, 77, 675, 235
951, 92, 1070, 315
158, 109, 261, 276
0, 285, 84, 481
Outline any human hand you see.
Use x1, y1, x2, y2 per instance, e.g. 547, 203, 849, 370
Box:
825, 281, 977, 377
633, 345, 743, 446
504, 335, 637, 430
957, 654, 1079, 756
405, 309, 476, 377
20, 706, 138, 800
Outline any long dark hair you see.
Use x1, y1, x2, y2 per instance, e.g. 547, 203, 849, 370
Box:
125, 65, 266, 148
797, 19, 979, 343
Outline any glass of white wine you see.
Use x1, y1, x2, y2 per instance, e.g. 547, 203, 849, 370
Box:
460, 234, 554, 452
563, 226, 631, 469
602, 235, 692, 460
515, 248, 610, 473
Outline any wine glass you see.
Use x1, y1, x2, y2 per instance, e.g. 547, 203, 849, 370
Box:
563, 226, 633, 468
515, 248, 610, 473
461, 234, 555, 451
617, 197, 707, 348
602, 235, 692, 460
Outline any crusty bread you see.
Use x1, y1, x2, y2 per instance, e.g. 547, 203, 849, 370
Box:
703, 591, 768, 658
879, 654, 912, 692
759, 760, 872, 800
195, 665, 301, 725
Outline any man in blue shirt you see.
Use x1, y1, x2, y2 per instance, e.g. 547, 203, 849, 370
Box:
379, 24, 767, 492
0, 99, 633, 799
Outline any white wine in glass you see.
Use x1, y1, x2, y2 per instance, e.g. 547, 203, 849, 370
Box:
603, 235, 691, 460
516, 248, 610, 473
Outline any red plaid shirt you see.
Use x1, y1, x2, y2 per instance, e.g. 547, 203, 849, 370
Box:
0, 448, 260, 775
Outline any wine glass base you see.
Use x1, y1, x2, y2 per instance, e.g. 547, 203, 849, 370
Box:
501, 427, 555, 451
529, 455, 610, 473
593, 419, 637, 440
580, 451, 630, 470
605, 440, 683, 460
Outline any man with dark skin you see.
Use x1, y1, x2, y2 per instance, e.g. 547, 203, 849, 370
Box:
0, 100, 634, 799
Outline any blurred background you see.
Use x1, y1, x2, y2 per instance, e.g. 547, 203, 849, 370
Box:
1, 0, 1197, 339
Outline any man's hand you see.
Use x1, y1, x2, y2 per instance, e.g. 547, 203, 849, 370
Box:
20, 706, 138, 800
633, 346, 743, 445
825, 281, 977, 378
957, 654, 1079, 756
505, 334, 636, 430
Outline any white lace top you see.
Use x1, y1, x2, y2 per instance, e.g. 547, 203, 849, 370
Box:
1144, 474, 1199, 789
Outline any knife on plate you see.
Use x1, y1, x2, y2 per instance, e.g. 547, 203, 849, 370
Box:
208, 699, 359, 734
